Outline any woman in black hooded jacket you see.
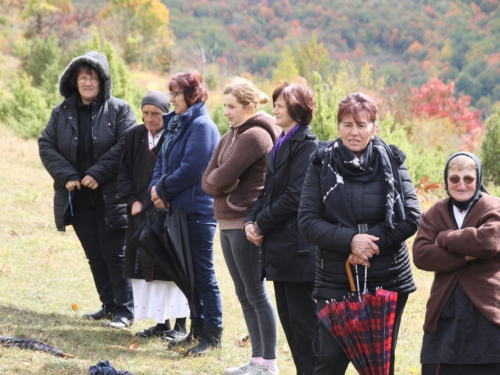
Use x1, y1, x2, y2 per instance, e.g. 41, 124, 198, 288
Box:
298, 92, 420, 375
39, 51, 136, 328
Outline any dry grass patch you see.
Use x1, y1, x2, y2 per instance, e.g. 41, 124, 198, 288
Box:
0, 124, 433, 374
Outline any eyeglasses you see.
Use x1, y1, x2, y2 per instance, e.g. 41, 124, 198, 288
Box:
169, 91, 183, 98
448, 175, 475, 184
78, 77, 99, 84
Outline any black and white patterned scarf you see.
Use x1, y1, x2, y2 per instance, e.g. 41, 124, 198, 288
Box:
321, 136, 405, 229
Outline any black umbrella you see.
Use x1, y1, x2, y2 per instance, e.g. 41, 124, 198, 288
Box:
131, 209, 195, 315
131, 175, 196, 315
0, 335, 74, 358
164, 207, 195, 313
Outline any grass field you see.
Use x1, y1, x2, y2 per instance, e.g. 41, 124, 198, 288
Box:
0, 124, 433, 374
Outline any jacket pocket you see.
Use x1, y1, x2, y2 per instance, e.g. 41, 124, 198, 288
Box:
226, 194, 247, 212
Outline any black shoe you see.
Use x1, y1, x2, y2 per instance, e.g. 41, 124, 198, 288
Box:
167, 319, 203, 349
136, 325, 167, 338
161, 329, 189, 342
185, 326, 223, 356
83, 308, 113, 321
105, 316, 134, 329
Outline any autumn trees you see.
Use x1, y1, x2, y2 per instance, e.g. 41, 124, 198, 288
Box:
0, 0, 162, 138
100, 0, 174, 71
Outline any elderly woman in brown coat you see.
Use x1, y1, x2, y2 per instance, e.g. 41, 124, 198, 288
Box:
413, 152, 500, 375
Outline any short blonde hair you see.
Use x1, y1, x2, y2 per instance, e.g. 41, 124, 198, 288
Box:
448, 155, 477, 172
223, 77, 269, 113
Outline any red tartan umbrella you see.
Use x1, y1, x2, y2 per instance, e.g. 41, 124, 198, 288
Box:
317, 260, 398, 375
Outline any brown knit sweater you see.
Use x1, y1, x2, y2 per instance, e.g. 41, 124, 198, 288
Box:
202, 111, 280, 222
413, 193, 500, 332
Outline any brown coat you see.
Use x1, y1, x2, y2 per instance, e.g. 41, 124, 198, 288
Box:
202, 111, 280, 220
413, 193, 500, 332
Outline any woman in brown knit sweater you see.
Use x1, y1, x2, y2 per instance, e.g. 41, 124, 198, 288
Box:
202, 77, 280, 375
413, 152, 500, 375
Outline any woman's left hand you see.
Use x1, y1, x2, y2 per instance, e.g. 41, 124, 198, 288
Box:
153, 197, 166, 210
351, 234, 380, 262
348, 253, 368, 266
81, 175, 99, 190
245, 223, 264, 246
151, 186, 159, 202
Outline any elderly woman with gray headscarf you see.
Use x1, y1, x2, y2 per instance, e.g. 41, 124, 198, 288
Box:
39, 51, 136, 328
413, 152, 500, 375
298, 92, 420, 375
118, 91, 189, 340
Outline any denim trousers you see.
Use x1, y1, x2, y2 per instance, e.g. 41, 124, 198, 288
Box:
220, 229, 278, 359
72, 205, 134, 319
187, 215, 223, 328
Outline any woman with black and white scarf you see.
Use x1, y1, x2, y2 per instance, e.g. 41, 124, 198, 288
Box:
298, 92, 421, 375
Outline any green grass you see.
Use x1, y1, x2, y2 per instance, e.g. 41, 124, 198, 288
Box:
0, 124, 433, 374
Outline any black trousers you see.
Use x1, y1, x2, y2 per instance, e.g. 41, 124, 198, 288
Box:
313, 293, 409, 375
422, 363, 500, 375
274, 281, 318, 375
72, 205, 133, 318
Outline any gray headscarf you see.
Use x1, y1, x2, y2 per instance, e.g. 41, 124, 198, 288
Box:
444, 151, 489, 210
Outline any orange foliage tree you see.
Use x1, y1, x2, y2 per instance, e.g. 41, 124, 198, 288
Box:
411, 77, 484, 151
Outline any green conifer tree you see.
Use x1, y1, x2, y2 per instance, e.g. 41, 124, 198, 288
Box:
481, 112, 500, 185
272, 46, 299, 84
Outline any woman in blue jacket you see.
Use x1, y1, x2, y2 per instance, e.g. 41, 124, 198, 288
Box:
149, 70, 222, 356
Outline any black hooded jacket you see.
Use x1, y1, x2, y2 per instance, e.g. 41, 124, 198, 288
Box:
39, 51, 137, 231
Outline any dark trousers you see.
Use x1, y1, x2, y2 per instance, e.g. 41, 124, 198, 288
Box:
274, 281, 317, 375
422, 363, 500, 375
186, 215, 223, 328
72, 205, 133, 318
313, 293, 409, 375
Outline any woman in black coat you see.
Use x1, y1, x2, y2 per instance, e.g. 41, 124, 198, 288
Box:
298, 92, 420, 375
245, 82, 318, 375
39, 51, 136, 328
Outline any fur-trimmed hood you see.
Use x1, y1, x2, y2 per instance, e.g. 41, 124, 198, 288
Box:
58, 51, 112, 100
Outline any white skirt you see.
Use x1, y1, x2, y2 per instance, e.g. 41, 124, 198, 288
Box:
132, 279, 190, 323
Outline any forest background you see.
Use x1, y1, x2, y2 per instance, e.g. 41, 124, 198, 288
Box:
0, 0, 499, 374
2, 0, 500, 188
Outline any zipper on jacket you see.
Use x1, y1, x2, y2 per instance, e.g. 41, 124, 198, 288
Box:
91, 102, 106, 208
219, 128, 237, 165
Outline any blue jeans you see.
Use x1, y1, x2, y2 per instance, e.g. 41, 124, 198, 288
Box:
220, 229, 278, 359
187, 215, 223, 328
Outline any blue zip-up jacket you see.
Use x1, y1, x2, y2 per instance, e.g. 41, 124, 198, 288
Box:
149, 102, 220, 217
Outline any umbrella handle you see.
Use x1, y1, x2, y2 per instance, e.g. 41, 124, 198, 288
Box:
345, 259, 370, 292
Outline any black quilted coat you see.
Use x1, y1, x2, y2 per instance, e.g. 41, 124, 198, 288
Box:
39, 51, 137, 231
